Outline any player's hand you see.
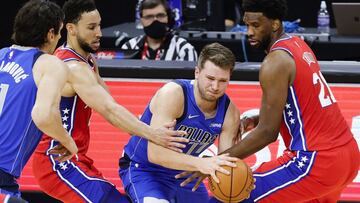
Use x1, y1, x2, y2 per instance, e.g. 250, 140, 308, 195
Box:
49, 138, 78, 162
197, 153, 238, 184
175, 171, 207, 191
233, 112, 259, 144
175, 153, 238, 191
149, 120, 189, 153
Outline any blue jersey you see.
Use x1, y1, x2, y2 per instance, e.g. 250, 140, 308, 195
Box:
123, 79, 230, 177
0, 46, 43, 177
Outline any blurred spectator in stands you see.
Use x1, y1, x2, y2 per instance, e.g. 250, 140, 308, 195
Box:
121, 0, 198, 61
224, 0, 246, 27
224, 0, 237, 27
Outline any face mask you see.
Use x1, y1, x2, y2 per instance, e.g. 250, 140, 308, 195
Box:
143, 20, 168, 39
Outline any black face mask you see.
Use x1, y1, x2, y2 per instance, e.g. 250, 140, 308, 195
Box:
144, 20, 168, 39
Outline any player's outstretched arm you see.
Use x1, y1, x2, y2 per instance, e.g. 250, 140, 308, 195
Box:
67, 61, 188, 151
32, 55, 78, 161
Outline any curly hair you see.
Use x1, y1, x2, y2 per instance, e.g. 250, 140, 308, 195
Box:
12, 0, 64, 47
63, 0, 97, 24
242, 0, 287, 21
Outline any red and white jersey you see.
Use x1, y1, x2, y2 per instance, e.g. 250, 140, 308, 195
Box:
35, 45, 96, 166
271, 35, 353, 151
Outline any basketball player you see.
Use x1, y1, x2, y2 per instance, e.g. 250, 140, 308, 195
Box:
179, 0, 360, 202
0, 0, 77, 201
119, 43, 240, 203
32, 0, 187, 202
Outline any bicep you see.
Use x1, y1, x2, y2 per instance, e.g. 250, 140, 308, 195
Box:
94, 65, 109, 92
148, 84, 184, 150
257, 53, 294, 135
69, 64, 114, 113
34, 57, 67, 108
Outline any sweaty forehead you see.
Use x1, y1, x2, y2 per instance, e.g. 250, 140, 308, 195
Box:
243, 12, 265, 22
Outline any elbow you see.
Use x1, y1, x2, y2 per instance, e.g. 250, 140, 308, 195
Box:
31, 106, 52, 130
267, 129, 279, 143
259, 126, 279, 144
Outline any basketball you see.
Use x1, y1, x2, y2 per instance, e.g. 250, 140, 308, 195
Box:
208, 159, 254, 203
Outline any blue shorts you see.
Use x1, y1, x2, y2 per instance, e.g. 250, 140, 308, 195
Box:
119, 156, 209, 203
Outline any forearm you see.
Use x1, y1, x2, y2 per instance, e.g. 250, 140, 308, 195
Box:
148, 142, 201, 171
32, 105, 73, 145
104, 102, 152, 139
222, 127, 277, 159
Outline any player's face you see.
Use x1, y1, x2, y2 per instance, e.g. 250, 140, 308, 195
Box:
243, 12, 273, 51
195, 61, 231, 102
75, 10, 102, 53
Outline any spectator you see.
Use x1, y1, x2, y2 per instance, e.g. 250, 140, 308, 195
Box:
121, 0, 197, 61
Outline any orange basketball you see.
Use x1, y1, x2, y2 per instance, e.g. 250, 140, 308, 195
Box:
208, 159, 254, 203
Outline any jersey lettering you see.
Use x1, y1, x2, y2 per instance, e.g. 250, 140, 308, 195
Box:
0, 83, 9, 116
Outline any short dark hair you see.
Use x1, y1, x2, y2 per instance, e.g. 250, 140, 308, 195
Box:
12, 0, 64, 47
139, 0, 170, 17
198, 43, 235, 72
63, 0, 97, 24
139, 0, 175, 29
242, 0, 287, 21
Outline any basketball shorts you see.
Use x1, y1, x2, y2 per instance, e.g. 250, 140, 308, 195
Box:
33, 153, 129, 203
119, 154, 209, 203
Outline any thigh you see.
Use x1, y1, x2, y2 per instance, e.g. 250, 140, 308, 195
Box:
120, 166, 175, 203
246, 143, 359, 203
175, 184, 209, 203
34, 153, 121, 203
244, 151, 320, 203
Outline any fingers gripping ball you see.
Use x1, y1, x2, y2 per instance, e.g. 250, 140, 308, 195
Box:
208, 159, 254, 203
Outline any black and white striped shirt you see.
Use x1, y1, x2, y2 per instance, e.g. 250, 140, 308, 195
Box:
121, 34, 198, 61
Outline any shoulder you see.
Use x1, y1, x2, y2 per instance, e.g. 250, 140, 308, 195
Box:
65, 60, 89, 71
34, 54, 67, 73
261, 50, 295, 77
151, 81, 185, 106
33, 54, 69, 86
65, 60, 97, 84
149, 81, 185, 117
155, 81, 183, 98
